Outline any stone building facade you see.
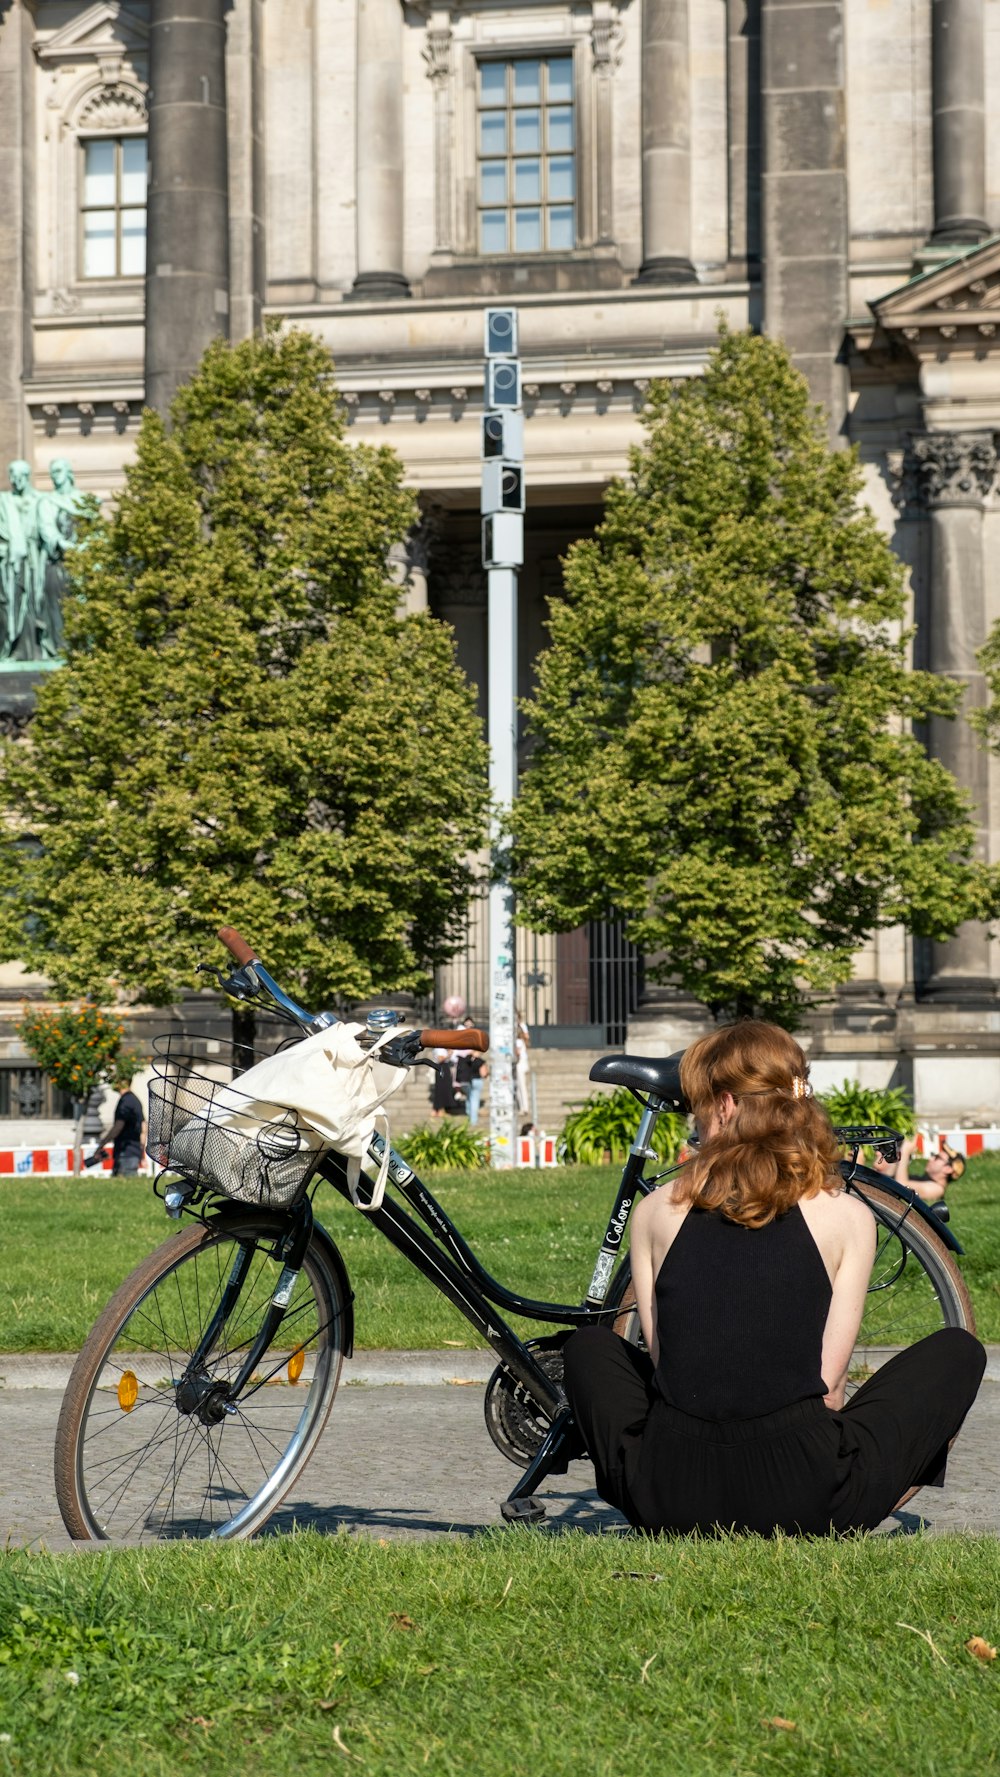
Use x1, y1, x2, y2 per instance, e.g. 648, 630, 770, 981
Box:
4, 0, 1000, 1120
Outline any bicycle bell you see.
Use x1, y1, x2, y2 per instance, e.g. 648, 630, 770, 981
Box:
366, 1008, 403, 1034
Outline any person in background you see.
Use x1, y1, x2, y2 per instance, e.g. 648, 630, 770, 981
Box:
98, 1072, 146, 1176
871, 1135, 964, 1214
456, 1017, 488, 1127
515, 1013, 531, 1117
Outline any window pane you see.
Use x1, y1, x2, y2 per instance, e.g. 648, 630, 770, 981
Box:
83, 212, 116, 277
480, 112, 506, 156
121, 137, 147, 203
480, 209, 508, 254
513, 60, 541, 104
479, 61, 506, 105
548, 157, 575, 202
83, 139, 116, 207
548, 206, 575, 250
547, 58, 573, 102
514, 158, 541, 203
121, 208, 146, 275
513, 109, 541, 153
514, 207, 541, 253
548, 108, 574, 152
480, 162, 507, 205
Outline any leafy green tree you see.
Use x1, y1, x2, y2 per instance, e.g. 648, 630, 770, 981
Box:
17, 1002, 129, 1171
510, 325, 990, 1026
0, 327, 488, 1021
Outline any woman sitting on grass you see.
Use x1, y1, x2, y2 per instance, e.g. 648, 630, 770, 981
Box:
563, 1021, 985, 1537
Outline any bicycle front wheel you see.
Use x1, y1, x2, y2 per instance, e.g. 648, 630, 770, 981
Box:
54, 1210, 348, 1544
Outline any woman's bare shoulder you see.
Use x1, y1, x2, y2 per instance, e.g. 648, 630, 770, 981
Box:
633, 1182, 688, 1233
800, 1183, 876, 1239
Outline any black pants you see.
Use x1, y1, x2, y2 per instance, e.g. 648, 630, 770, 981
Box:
562, 1326, 986, 1536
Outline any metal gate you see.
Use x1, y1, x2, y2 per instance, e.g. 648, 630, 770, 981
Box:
434, 898, 643, 1047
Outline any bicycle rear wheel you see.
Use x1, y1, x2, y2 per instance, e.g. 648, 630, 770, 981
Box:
54, 1210, 348, 1543
846, 1174, 974, 1384
609, 1177, 974, 1379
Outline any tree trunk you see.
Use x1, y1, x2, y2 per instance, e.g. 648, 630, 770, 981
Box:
72, 1099, 83, 1176
231, 1002, 256, 1075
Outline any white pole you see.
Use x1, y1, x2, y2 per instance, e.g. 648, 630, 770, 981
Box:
481, 308, 522, 1170
488, 564, 518, 1167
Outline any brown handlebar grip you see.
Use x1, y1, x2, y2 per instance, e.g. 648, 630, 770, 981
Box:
419, 1028, 489, 1052
217, 927, 259, 967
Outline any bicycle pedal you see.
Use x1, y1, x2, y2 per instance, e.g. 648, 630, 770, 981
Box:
501, 1495, 547, 1526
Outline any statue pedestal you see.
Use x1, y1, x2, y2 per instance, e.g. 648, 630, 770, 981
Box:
0, 660, 60, 721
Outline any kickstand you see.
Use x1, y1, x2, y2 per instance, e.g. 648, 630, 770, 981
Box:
500, 1410, 575, 1526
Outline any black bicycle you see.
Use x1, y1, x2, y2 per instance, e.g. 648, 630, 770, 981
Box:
54, 928, 975, 1543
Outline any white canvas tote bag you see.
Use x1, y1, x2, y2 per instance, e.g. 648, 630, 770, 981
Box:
172, 1023, 411, 1211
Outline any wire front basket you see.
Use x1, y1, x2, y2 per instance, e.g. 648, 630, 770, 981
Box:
148, 1036, 322, 1211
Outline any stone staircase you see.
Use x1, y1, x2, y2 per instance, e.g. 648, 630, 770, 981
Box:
389, 1046, 612, 1139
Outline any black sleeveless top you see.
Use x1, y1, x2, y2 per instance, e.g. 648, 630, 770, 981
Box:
653, 1204, 832, 1420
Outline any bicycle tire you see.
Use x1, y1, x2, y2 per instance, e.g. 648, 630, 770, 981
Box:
54, 1210, 348, 1544
845, 1174, 974, 1380
607, 1176, 974, 1377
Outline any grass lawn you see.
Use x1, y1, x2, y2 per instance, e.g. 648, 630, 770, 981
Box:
2, 1158, 998, 1353
0, 1532, 997, 1776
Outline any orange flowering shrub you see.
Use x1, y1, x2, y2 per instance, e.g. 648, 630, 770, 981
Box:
18, 1003, 126, 1108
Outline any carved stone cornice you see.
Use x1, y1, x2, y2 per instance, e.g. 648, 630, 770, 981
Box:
888, 432, 1000, 515
863, 237, 1000, 364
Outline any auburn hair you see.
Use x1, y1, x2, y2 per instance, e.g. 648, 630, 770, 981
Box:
674, 1021, 840, 1228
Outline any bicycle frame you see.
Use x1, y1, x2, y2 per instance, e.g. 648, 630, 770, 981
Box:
316, 1105, 674, 1420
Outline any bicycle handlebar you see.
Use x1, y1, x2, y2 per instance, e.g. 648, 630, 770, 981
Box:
217, 928, 489, 1052
218, 926, 258, 966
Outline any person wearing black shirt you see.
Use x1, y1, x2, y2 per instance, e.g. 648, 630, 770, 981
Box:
100, 1076, 146, 1176
563, 1020, 985, 1537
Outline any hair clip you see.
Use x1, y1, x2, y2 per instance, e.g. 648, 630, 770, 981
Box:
792, 1075, 810, 1099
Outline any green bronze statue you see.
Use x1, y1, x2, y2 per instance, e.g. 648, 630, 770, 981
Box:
38, 459, 87, 660
0, 457, 84, 663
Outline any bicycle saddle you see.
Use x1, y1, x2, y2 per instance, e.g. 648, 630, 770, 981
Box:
589, 1051, 688, 1107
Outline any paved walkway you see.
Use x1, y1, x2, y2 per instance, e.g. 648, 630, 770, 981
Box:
2, 1351, 998, 1551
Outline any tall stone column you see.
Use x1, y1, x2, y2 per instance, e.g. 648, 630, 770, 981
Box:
0, 0, 33, 469
929, 0, 989, 246
760, 0, 848, 441
634, 0, 695, 284
144, 0, 230, 415
911, 432, 998, 1002
348, 0, 411, 300
726, 0, 760, 273
226, 0, 266, 343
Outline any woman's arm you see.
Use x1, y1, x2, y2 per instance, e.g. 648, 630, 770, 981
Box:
820, 1197, 877, 1410
629, 1194, 660, 1367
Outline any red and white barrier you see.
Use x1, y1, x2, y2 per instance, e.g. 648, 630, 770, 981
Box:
515, 1131, 559, 1168
914, 1128, 1000, 1158
0, 1146, 153, 1177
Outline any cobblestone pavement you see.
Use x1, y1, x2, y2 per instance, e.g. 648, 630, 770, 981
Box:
1, 1352, 997, 1551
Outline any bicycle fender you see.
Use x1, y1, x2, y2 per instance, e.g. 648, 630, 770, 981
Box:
204, 1203, 356, 1357
309, 1218, 356, 1358
848, 1166, 964, 1256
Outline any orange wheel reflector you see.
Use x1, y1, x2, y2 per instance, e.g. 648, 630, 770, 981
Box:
117, 1370, 139, 1412
287, 1349, 305, 1385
